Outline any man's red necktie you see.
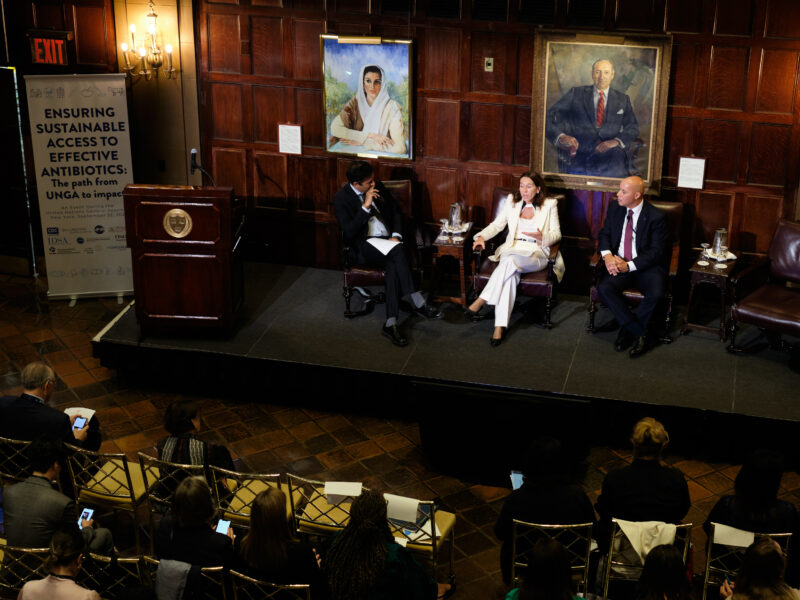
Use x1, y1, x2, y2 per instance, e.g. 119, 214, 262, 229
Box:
623, 209, 633, 262
596, 90, 605, 127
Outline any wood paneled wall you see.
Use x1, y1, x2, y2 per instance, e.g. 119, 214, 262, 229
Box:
196, 0, 800, 278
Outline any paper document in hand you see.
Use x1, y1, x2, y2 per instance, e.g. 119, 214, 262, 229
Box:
366, 238, 400, 256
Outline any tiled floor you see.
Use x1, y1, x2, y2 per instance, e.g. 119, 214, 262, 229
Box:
2, 272, 799, 600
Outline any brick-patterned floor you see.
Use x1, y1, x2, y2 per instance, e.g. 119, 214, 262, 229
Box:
2, 272, 799, 600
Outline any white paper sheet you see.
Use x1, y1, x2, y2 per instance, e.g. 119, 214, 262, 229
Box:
278, 124, 302, 155
64, 407, 96, 421
677, 157, 706, 189
366, 238, 400, 256
324, 481, 362, 505
384, 493, 419, 523
713, 523, 755, 548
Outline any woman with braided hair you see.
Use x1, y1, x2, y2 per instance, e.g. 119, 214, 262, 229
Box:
324, 490, 453, 600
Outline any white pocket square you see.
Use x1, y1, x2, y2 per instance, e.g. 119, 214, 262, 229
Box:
617, 109, 624, 114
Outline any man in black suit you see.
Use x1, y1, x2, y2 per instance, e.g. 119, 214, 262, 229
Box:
0, 361, 100, 450
333, 160, 441, 346
3, 435, 114, 554
597, 176, 669, 358
545, 59, 639, 178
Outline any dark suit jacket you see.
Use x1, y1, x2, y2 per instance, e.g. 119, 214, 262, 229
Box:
598, 200, 669, 272
3, 475, 79, 547
0, 393, 74, 444
333, 182, 405, 263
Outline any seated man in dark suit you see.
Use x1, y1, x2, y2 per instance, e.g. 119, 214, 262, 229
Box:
333, 160, 441, 346
597, 176, 669, 358
3, 435, 114, 554
546, 59, 639, 178
0, 361, 99, 449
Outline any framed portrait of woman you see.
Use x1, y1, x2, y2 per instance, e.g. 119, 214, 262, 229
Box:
530, 31, 672, 192
321, 35, 413, 160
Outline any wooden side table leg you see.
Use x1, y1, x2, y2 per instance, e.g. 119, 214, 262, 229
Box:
719, 284, 727, 341
681, 281, 698, 335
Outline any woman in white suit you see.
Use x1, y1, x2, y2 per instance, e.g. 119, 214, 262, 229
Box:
467, 171, 565, 346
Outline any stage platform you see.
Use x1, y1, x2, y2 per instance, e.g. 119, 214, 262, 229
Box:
92, 261, 798, 421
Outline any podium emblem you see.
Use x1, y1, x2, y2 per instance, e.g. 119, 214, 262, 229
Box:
163, 209, 193, 238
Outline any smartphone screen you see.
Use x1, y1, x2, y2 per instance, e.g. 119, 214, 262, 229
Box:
73, 416, 87, 430
510, 470, 524, 490
215, 519, 231, 534
78, 508, 94, 527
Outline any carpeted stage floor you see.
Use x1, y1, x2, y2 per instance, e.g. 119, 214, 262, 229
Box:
93, 262, 798, 425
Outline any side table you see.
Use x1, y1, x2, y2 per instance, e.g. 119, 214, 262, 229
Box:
430, 223, 473, 307
681, 253, 738, 341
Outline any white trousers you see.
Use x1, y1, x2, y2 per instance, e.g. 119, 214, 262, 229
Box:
479, 253, 548, 328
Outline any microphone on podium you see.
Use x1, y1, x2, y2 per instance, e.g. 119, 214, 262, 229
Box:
189, 148, 217, 187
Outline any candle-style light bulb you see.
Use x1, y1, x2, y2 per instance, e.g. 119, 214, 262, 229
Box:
120, 43, 131, 69
165, 44, 173, 72
129, 23, 136, 50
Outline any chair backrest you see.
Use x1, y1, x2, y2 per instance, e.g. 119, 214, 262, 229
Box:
209, 465, 282, 523
230, 569, 311, 600
64, 444, 137, 506
768, 219, 800, 283
510, 520, 594, 592
602, 519, 692, 600
0, 546, 50, 593
0, 436, 31, 484
288, 473, 364, 535
79, 553, 143, 600
138, 451, 207, 514
491, 187, 514, 222
647, 200, 684, 275
383, 179, 413, 217
701, 523, 792, 600
143, 556, 227, 600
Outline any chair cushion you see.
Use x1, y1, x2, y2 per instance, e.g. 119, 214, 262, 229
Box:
344, 265, 386, 287
732, 284, 800, 337
404, 509, 456, 556
78, 459, 148, 508
222, 481, 298, 525
296, 487, 352, 535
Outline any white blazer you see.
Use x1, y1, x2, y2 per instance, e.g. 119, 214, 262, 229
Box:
474, 195, 565, 282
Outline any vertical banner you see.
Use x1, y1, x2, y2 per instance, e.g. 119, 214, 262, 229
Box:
25, 74, 134, 299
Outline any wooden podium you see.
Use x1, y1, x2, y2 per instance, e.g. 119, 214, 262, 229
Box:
124, 185, 244, 334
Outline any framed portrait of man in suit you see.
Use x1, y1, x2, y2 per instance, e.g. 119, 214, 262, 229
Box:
530, 31, 672, 192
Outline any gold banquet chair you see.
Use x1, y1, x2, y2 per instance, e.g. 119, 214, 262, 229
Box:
64, 443, 150, 553
143, 556, 228, 600
701, 523, 792, 600
388, 499, 456, 581
209, 465, 297, 528
0, 545, 50, 595
601, 519, 692, 600
511, 520, 594, 592
0, 436, 32, 485
78, 553, 143, 600
287, 473, 365, 537
230, 570, 311, 600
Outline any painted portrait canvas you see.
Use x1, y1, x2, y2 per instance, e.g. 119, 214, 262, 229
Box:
322, 35, 412, 160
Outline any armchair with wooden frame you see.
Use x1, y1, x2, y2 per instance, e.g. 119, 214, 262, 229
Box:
340, 179, 421, 318
472, 187, 563, 328
587, 199, 684, 341
728, 219, 800, 356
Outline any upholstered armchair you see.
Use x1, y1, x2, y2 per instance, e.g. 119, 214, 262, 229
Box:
728, 219, 800, 353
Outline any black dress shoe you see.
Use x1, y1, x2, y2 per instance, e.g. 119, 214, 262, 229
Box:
490, 335, 502, 347
464, 307, 483, 322
614, 329, 634, 352
414, 304, 442, 319
382, 324, 408, 347
629, 335, 650, 358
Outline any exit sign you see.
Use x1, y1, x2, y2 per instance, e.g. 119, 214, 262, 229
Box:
28, 30, 73, 66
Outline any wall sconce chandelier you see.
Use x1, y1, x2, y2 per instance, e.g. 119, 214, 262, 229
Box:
120, 1, 176, 81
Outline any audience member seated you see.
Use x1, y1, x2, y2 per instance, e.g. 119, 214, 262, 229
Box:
595, 418, 690, 548
0, 362, 99, 450
17, 527, 101, 600
505, 538, 581, 600
494, 437, 595, 584
4, 435, 113, 555
154, 476, 235, 567
235, 488, 327, 595
324, 490, 453, 600
157, 399, 235, 471
720, 537, 799, 600
635, 544, 690, 600
704, 449, 799, 585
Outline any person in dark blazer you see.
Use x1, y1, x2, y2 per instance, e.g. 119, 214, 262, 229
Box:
545, 59, 639, 178
0, 361, 99, 450
597, 176, 669, 358
333, 160, 441, 347
3, 436, 114, 554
